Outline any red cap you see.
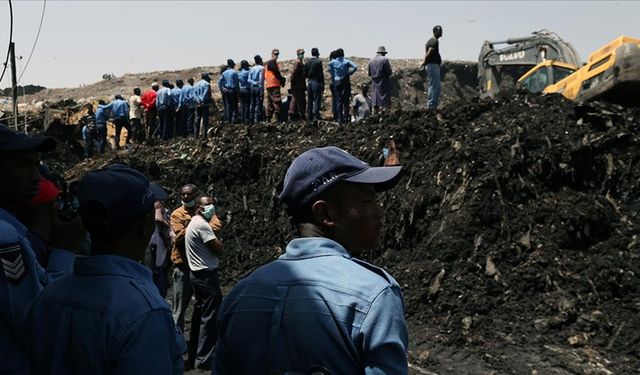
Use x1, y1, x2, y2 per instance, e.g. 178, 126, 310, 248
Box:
31, 178, 61, 206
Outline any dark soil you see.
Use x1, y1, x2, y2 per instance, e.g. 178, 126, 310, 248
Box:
46, 91, 640, 374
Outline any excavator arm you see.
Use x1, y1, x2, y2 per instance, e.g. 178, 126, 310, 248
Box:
478, 30, 581, 97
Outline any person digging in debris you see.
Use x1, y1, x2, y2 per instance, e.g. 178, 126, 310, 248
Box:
93, 99, 109, 154
420, 25, 443, 110
214, 146, 409, 374
80, 103, 99, 158
0, 126, 82, 373
185, 195, 224, 371
26, 164, 184, 374
352, 82, 372, 122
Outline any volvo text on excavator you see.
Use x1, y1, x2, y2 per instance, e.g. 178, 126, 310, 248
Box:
478, 30, 581, 98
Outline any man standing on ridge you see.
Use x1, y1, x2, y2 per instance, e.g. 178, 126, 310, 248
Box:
193, 73, 213, 137
182, 78, 196, 136
141, 83, 159, 140
419, 25, 443, 110
289, 48, 307, 121
103, 94, 131, 149
219, 59, 240, 124
305, 47, 324, 122
155, 80, 174, 140
328, 48, 358, 124
368, 46, 393, 113
129, 87, 144, 143
248, 55, 265, 124
264, 49, 286, 122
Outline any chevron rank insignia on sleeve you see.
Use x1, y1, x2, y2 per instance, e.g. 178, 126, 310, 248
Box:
0, 243, 27, 284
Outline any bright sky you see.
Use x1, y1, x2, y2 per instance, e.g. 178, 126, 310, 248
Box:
1, 0, 638, 89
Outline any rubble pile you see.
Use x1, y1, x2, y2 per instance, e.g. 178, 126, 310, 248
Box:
47, 91, 639, 374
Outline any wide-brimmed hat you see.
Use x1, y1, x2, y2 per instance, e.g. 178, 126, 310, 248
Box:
377, 46, 388, 54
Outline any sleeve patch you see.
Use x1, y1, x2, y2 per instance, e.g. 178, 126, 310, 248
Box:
0, 243, 27, 283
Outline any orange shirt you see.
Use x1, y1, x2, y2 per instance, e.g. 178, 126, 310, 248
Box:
170, 206, 222, 266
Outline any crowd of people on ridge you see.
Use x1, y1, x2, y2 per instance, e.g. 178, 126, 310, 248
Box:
79, 25, 443, 160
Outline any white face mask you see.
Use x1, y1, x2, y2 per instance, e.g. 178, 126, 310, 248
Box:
201, 204, 215, 220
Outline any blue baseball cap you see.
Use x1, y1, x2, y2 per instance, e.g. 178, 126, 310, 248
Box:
279, 146, 402, 211
76, 164, 168, 223
0, 125, 56, 152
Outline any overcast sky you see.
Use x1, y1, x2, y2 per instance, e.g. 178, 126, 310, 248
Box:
1, 0, 638, 89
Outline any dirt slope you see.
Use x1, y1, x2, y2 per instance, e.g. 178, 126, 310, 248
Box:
43, 90, 640, 374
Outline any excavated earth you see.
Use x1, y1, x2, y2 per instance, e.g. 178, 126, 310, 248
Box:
33, 62, 639, 374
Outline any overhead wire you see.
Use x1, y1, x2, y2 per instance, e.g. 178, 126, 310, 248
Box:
18, 0, 46, 83
0, 0, 14, 85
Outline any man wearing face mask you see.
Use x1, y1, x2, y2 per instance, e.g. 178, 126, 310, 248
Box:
169, 184, 221, 369
185, 195, 223, 370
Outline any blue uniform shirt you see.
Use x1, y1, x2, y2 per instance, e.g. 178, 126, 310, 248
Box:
214, 237, 409, 375
238, 69, 250, 92
102, 98, 129, 120
27, 254, 185, 374
248, 65, 265, 89
328, 57, 358, 82
155, 87, 174, 109
95, 105, 109, 126
193, 79, 212, 105
171, 87, 183, 109
0, 208, 74, 374
219, 69, 239, 92
181, 84, 195, 108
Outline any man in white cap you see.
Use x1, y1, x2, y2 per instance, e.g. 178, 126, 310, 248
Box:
214, 146, 409, 374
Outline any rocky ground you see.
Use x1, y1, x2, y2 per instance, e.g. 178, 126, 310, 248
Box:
14, 58, 639, 374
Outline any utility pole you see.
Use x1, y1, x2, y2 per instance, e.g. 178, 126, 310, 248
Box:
9, 42, 18, 131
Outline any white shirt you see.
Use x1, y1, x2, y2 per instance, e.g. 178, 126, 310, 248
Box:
185, 214, 219, 271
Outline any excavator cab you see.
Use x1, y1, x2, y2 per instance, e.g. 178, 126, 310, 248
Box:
518, 61, 577, 93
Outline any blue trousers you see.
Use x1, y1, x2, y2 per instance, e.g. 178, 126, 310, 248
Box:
249, 86, 263, 124
425, 63, 441, 109
307, 79, 322, 121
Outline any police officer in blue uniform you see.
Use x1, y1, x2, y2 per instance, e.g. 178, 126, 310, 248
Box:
26, 164, 185, 374
0, 125, 80, 374
214, 146, 409, 374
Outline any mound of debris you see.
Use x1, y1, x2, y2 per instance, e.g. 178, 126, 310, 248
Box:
48, 92, 639, 374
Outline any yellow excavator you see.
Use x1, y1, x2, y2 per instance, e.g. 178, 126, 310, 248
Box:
479, 30, 640, 106
518, 36, 640, 106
